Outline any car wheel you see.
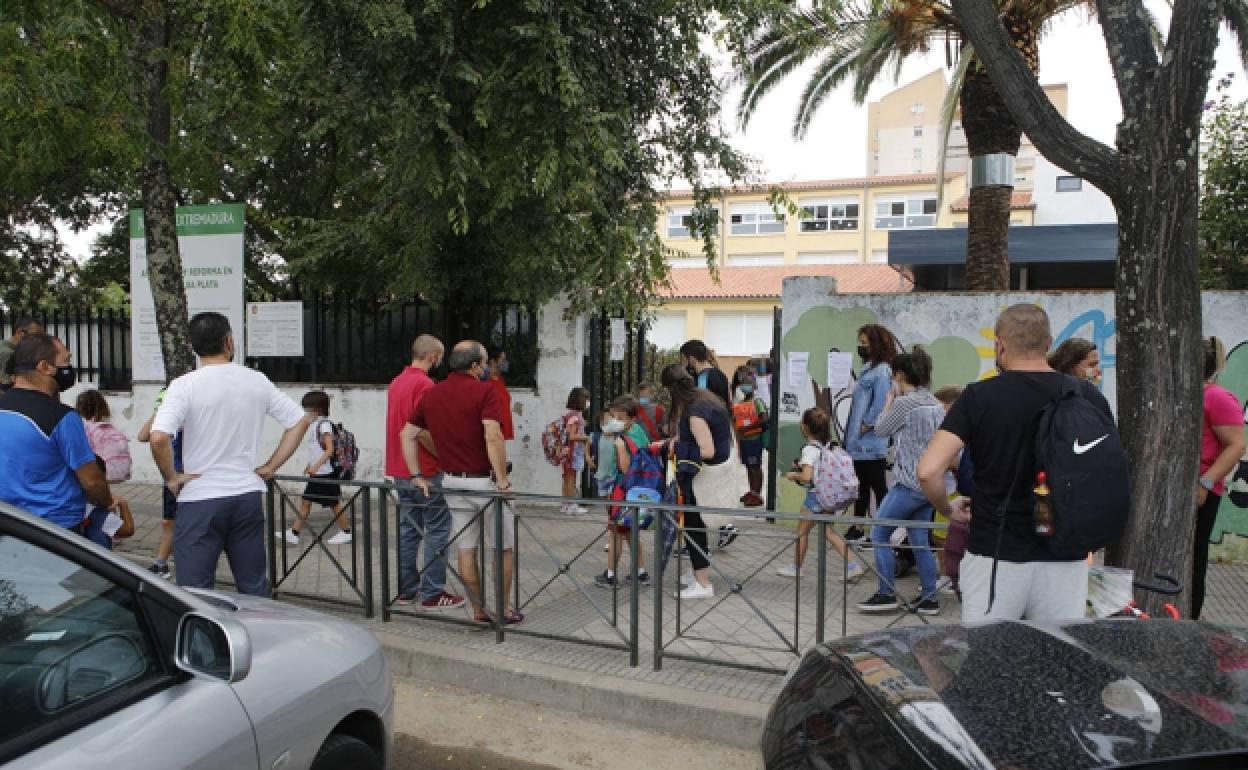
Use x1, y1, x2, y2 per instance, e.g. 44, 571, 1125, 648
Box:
311, 734, 381, 770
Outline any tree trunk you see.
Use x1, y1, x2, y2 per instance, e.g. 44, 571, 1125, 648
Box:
960, 46, 1026, 291
965, 185, 1012, 289
139, 1, 194, 380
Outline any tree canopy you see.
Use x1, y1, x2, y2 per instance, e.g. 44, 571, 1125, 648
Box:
1, 0, 754, 318
1200, 73, 1248, 290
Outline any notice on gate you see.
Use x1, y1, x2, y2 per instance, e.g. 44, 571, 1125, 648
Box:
246, 302, 304, 357
610, 318, 627, 362
129, 204, 246, 381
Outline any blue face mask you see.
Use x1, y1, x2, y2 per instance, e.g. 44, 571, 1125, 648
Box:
638, 396, 651, 405
740, 384, 755, 395
480, 366, 491, 381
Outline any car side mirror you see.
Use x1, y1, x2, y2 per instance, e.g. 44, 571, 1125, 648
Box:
175, 612, 252, 683
37, 634, 150, 713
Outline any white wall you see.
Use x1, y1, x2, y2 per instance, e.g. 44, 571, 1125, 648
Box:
1032, 156, 1117, 225
68, 299, 587, 496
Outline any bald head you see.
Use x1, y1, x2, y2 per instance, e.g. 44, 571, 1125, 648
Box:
448, 340, 486, 372
995, 303, 1052, 371
411, 334, 444, 363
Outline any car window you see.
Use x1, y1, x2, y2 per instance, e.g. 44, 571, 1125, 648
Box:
0, 534, 162, 745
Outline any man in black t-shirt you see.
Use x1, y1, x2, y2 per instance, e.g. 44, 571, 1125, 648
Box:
679, 339, 731, 408
917, 304, 1113, 622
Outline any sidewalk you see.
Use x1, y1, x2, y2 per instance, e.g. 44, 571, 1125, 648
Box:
111, 482, 1248, 733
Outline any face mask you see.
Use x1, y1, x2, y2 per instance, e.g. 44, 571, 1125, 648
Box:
756, 361, 768, 375
995, 347, 1006, 375
604, 418, 626, 434
54, 365, 76, 392
740, 384, 755, 395
481, 366, 491, 381
856, 346, 870, 361
638, 396, 651, 405
685, 364, 698, 379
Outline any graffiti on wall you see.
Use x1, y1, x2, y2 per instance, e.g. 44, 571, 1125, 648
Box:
776, 285, 1248, 556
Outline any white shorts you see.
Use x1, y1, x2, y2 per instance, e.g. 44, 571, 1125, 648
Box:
442, 475, 516, 551
960, 552, 1088, 623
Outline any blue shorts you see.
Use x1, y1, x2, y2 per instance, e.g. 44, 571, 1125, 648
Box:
596, 478, 616, 498
739, 438, 764, 466
802, 487, 825, 515
565, 444, 586, 473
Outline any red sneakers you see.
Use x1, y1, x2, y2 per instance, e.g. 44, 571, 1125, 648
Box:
420, 592, 467, 610
742, 492, 765, 507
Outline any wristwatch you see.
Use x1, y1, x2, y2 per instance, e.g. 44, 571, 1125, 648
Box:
1199, 478, 1214, 491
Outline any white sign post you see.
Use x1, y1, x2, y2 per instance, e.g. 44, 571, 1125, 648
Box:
129, 204, 246, 382
246, 302, 304, 357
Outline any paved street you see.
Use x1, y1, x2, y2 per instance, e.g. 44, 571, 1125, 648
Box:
112, 480, 1248, 711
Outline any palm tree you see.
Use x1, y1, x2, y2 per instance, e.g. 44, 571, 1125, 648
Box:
736, 0, 1090, 290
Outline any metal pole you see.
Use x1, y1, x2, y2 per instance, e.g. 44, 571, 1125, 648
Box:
494, 498, 505, 645
362, 487, 374, 619
266, 481, 278, 597
816, 521, 828, 644
380, 486, 391, 621
652, 509, 665, 672
629, 510, 641, 668
766, 305, 781, 513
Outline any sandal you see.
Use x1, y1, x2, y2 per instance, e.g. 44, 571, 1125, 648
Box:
472, 612, 493, 625
503, 610, 525, 625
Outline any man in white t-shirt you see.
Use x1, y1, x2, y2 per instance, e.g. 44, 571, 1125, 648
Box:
150, 312, 311, 596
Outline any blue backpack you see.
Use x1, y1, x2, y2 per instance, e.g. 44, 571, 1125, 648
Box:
609, 436, 665, 529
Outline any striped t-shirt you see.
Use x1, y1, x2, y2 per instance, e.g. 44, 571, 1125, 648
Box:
873, 388, 944, 491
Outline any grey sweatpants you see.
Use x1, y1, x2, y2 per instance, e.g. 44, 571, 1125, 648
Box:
174, 491, 269, 597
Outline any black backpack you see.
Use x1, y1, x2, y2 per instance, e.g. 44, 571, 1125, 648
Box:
986, 375, 1130, 612
1033, 376, 1130, 556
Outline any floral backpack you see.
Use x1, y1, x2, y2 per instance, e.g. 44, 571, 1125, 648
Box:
813, 442, 858, 512
542, 414, 571, 466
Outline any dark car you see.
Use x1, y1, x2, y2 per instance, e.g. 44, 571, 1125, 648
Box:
763, 620, 1248, 769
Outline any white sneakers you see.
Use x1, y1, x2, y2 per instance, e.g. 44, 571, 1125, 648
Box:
776, 563, 801, 578
675, 581, 714, 600
278, 528, 353, 545
561, 503, 590, 514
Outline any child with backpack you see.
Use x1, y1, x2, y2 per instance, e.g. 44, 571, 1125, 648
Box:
280, 391, 353, 546
778, 407, 863, 581
595, 395, 658, 588
732, 365, 768, 508
557, 387, 591, 514
635, 382, 666, 442
76, 390, 132, 482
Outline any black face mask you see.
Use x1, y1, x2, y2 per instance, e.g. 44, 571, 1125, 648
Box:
686, 364, 698, 379
856, 345, 870, 361
54, 365, 76, 392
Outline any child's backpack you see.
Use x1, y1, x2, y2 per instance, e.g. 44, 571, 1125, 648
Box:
85, 421, 132, 482
813, 442, 858, 511
609, 435, 665, 528
732, 398, 765, 439
320, 419, 360, 480
542, 414, 571, 466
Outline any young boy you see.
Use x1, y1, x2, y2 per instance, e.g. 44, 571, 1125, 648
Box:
733, 365, 769, 508
138, 387, 181, 578
280, 391, 353, 545
595, 395, 651, 588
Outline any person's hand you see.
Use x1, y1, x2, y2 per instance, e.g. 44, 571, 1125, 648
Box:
110, 495, 127, 509
410, 476, 432, 497
950, 496, 972, 524
495, 479, 515, 498
859, 424, 870, 437
1197, 483, 1210, 507
254, 464, 277, 482
166, 472, 200, 497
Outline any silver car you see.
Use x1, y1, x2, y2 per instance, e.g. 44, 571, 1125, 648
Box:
0, 503, 393, 769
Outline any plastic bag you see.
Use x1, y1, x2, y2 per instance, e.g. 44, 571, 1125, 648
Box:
1088, 565, 1135, 618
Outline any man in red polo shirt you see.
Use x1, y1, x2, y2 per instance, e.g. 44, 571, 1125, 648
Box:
400, 340, 520, 624
385, 335, 465, 610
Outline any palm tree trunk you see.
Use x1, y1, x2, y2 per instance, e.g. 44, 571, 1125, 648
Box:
966, 185, 1012, 288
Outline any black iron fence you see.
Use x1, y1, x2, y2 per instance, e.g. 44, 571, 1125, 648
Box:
0, 308, 131, 390
264, 473, 952, 675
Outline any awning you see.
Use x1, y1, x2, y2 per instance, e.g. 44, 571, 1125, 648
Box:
888, 223, 1118, 266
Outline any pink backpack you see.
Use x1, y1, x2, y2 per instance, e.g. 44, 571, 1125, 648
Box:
813, 443, 858, 512
85, 421, 132, 482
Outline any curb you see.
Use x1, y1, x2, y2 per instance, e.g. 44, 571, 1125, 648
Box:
374, 629, 768, 750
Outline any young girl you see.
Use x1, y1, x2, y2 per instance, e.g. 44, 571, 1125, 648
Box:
560, 387, 591, 514
596, 396, 650, 588
778, 408, 863, 581
76, 389, 132, 482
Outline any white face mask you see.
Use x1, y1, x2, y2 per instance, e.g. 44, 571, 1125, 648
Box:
604, 418, 626, 434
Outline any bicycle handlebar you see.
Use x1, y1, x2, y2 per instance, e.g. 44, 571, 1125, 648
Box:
1132, 572, 1183, 596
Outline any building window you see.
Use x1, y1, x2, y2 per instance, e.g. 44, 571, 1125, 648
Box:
913, 126, 924, 137
666, 206, 718, 237
797, 252, 859, 265
650, 312, 687, 350
1056, 175, 1083, 192
873, 195, 937, 229
704, 312, 774, 356
799, 198, 860, 232
911, 102, 924, 115
668, 255, 707, 269
726, 254, 785, 267
729, 203, 785, 236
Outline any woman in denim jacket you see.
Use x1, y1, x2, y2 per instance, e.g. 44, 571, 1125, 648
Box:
845, 324, 899, 535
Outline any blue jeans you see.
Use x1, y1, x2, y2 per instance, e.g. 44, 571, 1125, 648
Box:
871, 484, 938, 601
396, 475, 452, 601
